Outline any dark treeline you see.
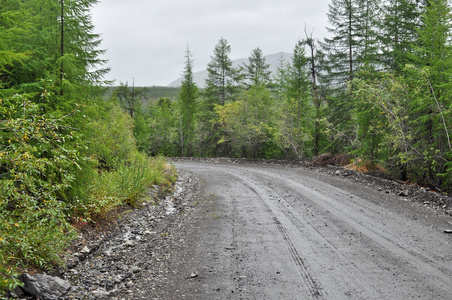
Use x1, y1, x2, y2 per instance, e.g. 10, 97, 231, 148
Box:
120, 0, 452, 193
103, 85, 180, 103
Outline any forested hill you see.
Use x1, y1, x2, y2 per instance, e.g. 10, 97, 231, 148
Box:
103, 86, 181, 101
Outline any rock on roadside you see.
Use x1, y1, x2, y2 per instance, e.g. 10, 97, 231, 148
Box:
20, 273, 71, 300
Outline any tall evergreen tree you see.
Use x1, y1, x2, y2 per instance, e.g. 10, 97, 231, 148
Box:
411, 0, 452, 90
0, 0, 31, 91
287, 41, 311, 129
322, 0, 381, 86
59, 0, 109, 95
242, 48, 272, 89
8, 0, 109, 103
355, 0, 381, 67
303, 30, 326, 155
320, 0, 381, 153
273, 54, 290, 102
275, 41, 312, 158
178, 47, 198, 156
405, 0, 452, 184
204, 37, 239, 106
379, 0, 422, 72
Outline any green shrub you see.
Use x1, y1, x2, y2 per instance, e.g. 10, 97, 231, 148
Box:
0, 94, 80, 290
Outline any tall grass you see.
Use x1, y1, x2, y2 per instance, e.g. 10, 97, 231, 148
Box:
73, 154, 176, 221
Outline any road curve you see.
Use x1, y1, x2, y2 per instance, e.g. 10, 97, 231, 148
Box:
169, 161, 452, 299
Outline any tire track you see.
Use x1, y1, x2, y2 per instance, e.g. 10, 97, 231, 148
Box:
217, 167, 327, 298
273, 216, 324, 298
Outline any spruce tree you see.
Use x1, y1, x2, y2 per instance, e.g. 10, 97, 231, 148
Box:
275, 40, 312, 158
380, 0, 422, 72
322, 0, 381, 86
287, 41, 311, 128
178, 47, 198, 156
0, 0, 31, 92
273, 54, 291, 102
205, 37, 239, 106
242, 48, 272, 89
320, 0, 381, 153
406, 0, 452, 184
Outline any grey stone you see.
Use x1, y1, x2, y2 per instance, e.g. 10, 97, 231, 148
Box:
398, 189, 409, 197
21, 273, 71, 300
81, 246, 90, 254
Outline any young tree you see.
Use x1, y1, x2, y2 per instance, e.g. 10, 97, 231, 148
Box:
149, 98, 177, 156
216, 87, 278, 158
274, 41, 312, 158
178, 47, 199, 156
303, 30, 326, 155
287, 40, 311, 133
114, 81, 145, 118
242, 48, 272, 89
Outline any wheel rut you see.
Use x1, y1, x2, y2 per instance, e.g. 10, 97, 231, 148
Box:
273, 216, 323, 298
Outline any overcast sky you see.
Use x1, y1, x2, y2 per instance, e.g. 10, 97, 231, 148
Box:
91, 0, 331, 87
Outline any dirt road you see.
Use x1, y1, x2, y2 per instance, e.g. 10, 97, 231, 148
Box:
167, 161, 452, 299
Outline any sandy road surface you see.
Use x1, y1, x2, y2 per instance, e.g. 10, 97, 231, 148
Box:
166, 161, 452, 300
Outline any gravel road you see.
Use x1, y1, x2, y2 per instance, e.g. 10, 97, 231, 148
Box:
164, 161, 452, 300
21, 160, 450, 300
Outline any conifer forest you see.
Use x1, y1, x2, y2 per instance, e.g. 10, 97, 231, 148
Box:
1, 0, 452, 292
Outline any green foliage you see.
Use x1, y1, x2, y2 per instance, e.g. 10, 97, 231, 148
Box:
0, 2, 31, 81
273, 96, 312, 159
205, 37, 240, 106
177, 48, 199, 156
71, 153, 173, 220
216, 87, 279, 158
0, 1, 176, 294
83, 102, 137, 167
351, 64, 452, 189
148, 97, 178, 156
380, 0, 421, 72
242, 48, 272, 89
0, 94, 80, 289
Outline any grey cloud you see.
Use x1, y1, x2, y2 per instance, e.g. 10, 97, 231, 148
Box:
92, 0, 330, 86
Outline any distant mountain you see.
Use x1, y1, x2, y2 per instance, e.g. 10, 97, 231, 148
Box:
167, 52, 292, 88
